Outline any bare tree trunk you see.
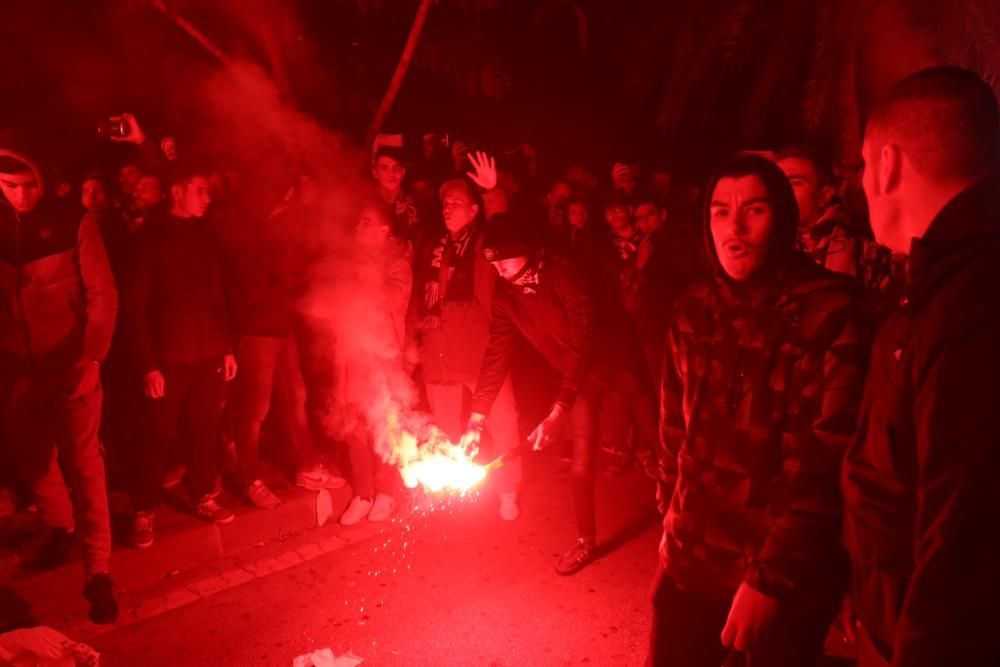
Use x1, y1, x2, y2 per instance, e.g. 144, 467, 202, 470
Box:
364, 0, 435, 151
152, 2, 233, 67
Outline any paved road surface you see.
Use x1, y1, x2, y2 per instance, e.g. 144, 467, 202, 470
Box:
91, 455, 661, 666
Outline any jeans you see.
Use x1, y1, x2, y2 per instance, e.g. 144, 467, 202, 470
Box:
574, 369, 659, 542
648, 567, 832, 667
132, 360, 227, 510
425, 375, 521, 494
1, 367, 112, 578
231, 335, 318, 484
345, 426, 401, 498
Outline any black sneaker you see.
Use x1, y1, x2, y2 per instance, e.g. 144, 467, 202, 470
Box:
83, 573, 119, 624
555, 538, 595, 576
23, 527, 74, 571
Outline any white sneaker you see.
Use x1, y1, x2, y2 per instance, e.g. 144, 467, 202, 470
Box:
297, 466, 348, 490
367, 493, 396, 523
499, 492, 520, 521
339, 496, 373, 526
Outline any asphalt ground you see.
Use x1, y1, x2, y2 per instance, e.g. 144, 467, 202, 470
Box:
88, 452, 662, 666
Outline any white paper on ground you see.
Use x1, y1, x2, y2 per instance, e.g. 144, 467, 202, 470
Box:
291, 648, 363, 667
315, 489, 333, 527
0, 626, 100, 666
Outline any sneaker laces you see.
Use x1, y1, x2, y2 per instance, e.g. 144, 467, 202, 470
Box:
135, 512, 154, 531
198, 497, 222, 512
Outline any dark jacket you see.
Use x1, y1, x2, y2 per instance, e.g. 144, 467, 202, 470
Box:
125, 214, 232, 372
842, 177, 1000, 667
410, 188, 505, 385
212, 213, 300, 339
0, 145, 117, 370
657, 155, 869, 606
470, 253, 646, 414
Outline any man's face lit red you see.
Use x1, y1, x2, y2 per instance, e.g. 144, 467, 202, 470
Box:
634, 202, 664, 235
776, 156, 828, 226
356, 207, 391, 248
373, 156, 405, 194
604, 204, 632, 232
172, 176, 211, 218
491, 256, 528, 282
119, 164, 142, 196
81, 179, 108, 214
567, 202, 589, 230
441, 191, 478, 235
0, 171, 42, 214
709, 175, 774, 281
133, 175, 162, 212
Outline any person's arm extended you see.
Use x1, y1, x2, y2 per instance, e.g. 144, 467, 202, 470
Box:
892, 311, 1000, 667
78, 213, 118, 363
470, 289, 517, 416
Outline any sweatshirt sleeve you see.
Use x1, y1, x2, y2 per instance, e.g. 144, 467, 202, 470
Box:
551, 265, 594, 410
657, 322, 686, 513
125, 230, 159, 373
891, 311, 1000, 667
747, 295, 867, 601
210, 242, 234, 355
470, 287, 517, 415
77, 213, 118, 363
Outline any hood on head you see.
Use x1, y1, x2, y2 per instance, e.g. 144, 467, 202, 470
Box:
702, 153, 800, 284
0, 129, 52, 206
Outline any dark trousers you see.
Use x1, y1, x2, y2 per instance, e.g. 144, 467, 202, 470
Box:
345, 429, 401, 499
573, 369, 659, 542
232, 335, 318, 484
648, 567, 831, 667
132, 360, 226, 511
1, 367, 111, 577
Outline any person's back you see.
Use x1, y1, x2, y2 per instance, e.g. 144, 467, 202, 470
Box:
842, 66, 1000, 667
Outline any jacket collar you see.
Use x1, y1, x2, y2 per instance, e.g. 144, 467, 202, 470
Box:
906, 176, 1000, 307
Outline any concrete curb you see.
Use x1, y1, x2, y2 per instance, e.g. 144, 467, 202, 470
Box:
5, 486, 361, 630
66, 514, 383, 643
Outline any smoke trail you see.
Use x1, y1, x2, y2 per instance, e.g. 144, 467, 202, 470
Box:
194, 60, 484, 494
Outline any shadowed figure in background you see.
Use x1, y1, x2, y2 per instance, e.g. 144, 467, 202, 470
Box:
125, 162, 238, 548
649, 154, 870, 666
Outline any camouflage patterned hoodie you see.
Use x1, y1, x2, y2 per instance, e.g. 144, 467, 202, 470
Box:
656, 154, 870, 608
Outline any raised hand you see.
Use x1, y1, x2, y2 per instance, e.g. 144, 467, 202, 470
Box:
109, 112, 147, 145
466, 151, 498, 191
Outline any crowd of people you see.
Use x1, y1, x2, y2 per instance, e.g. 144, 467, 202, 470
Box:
1, 63, 998, 667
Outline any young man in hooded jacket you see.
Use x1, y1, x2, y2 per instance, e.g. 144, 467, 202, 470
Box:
649, 154, 869, 666
469, 213, 659, 575
0, 132, 119, 623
